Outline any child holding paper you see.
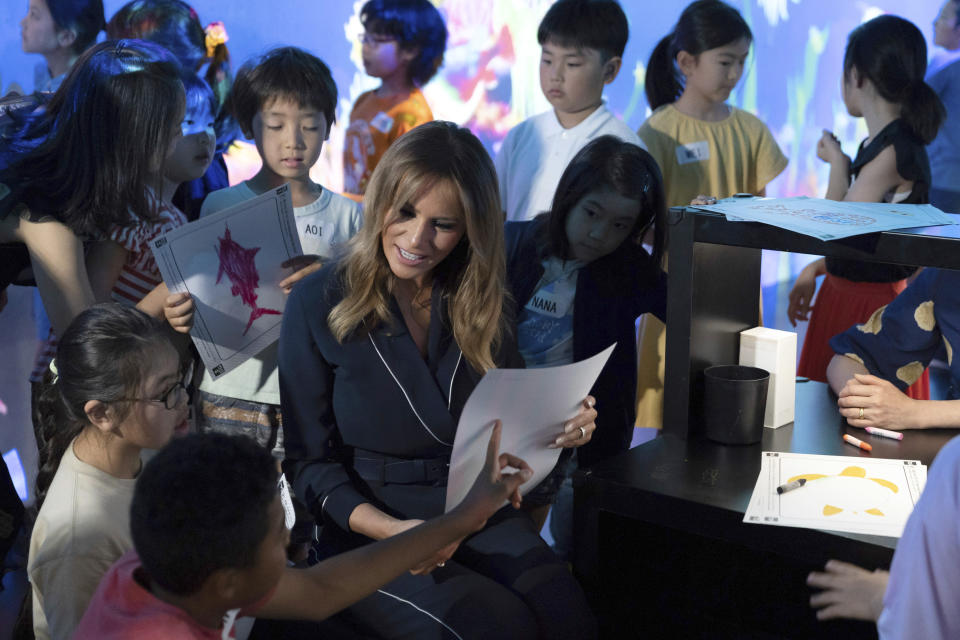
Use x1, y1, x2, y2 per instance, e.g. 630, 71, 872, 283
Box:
195, 47, 362, 457
279, 121, 598, 639
787, 15, 945, 398
504, 136, 667, 553
342, 0, 445, 198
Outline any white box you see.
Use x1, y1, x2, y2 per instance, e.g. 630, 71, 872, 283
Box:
738, 327, 797, 428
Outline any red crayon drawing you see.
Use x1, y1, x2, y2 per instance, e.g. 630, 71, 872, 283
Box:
215, 225, 282, 335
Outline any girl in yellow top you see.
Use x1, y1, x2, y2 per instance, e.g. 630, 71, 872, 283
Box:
635, 0, 788, 428
343, 0, 446, 198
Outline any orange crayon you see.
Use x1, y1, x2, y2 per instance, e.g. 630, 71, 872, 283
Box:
843, 434, 872, 452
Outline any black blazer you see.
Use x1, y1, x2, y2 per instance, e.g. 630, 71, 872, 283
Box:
279, 264, 522, 545
504, 219, 667, 467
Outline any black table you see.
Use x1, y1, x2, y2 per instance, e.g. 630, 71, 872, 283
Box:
573, 382, 956, 639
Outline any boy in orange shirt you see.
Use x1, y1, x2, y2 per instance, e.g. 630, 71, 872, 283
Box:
343, 0, 446, 197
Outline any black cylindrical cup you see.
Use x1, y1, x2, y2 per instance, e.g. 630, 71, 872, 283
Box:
703, 365, 770, 445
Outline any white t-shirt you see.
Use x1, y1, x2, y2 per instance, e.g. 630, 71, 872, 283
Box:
200, 182, 363, 261
198, 182, 363, 404
517, 257, 583, 368
28, 440, 137, 640
496, 104, 645, 222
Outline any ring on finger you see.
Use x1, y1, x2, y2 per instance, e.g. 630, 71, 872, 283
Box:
858, 407, 864, 420
579, 426, 587, 440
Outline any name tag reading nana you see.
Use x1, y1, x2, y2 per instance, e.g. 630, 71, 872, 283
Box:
525, 287, 572, 319
676, 140, 710, 165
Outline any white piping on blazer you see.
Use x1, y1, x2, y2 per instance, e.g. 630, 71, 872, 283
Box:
368, 334, 460, 446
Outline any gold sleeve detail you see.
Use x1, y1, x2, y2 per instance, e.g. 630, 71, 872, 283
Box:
945, 337, 953, 367
844, 353, 864, 365
914, 301, 935, 331
896, 361, 924, 386
856, 305, 886, 335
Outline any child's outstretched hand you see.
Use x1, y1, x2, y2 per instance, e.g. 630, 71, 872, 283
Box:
455, 420, 533, 531
164, 292, 194, 334
817, 129, 848, 165
807, 559, 888, 622
280, 255, 322, 294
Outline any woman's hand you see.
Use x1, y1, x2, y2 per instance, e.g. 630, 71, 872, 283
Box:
807, 560, 888, 622
385, 519, 463, 575
402, 421, 532, 574
549, 396, 597, 449
163, 292, 195, 334
817, 129, 849, 166
837, 373, 918, 430
787, 259, 825, 326
690, 195, 717, 206
279, 255, 322, 294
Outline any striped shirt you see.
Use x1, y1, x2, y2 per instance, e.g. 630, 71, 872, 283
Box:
107, 199, 187, 306
29, 197, 186, 382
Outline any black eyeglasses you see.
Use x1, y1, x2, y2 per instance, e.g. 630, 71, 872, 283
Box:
118, 367, 193, 411
360, 32, 397, 46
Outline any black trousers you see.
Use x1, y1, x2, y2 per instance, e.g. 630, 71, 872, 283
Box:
322, 507, 597, 640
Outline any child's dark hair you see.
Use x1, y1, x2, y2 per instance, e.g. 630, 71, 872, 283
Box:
130, 433, 278, 595
537, 0, 629, 63
106, 1, 230, 101
361, 0, 448, 86
540, 135, 666, 268
106, 0, 235, 146
0, 40, 183, 238
34, 303, 173, 510
844, 15, 945, 145
646, 0, 752, 110
226, 46, 338, 135
47, 0, 106, 55
181, 71, 217, 125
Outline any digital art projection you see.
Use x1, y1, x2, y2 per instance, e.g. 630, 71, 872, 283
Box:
0, 0, 946, 297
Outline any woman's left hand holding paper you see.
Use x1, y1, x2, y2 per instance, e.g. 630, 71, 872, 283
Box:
549, 396, 597, 448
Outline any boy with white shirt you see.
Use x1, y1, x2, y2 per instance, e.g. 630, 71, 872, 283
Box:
197, 47, 362, 460
496, 0, 643, 222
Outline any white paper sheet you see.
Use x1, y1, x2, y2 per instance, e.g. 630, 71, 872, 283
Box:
151, 185, 303, 378
444, 344, 614, 513
695, 196, 955, 240
743, 451, 927, 538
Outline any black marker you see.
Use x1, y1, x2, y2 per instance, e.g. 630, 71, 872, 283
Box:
776, 478, 806, 494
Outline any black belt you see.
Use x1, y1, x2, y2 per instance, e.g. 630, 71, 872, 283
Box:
354, 451, 450, 486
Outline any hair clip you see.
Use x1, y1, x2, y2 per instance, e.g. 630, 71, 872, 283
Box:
205, 22, 229, 58
48, 358, 59, 383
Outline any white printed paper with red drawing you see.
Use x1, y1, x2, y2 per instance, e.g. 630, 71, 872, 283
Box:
151, 185, 303, 378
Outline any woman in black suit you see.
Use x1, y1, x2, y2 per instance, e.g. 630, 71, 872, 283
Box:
279, 121, 598, 640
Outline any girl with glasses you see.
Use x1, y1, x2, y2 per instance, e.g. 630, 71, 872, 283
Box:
27, 303, 192, 640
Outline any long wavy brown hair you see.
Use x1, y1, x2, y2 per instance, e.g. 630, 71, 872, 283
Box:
328, 121, 506, 372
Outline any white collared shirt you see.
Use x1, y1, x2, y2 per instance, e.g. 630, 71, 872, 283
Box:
496, 104, 645, 222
